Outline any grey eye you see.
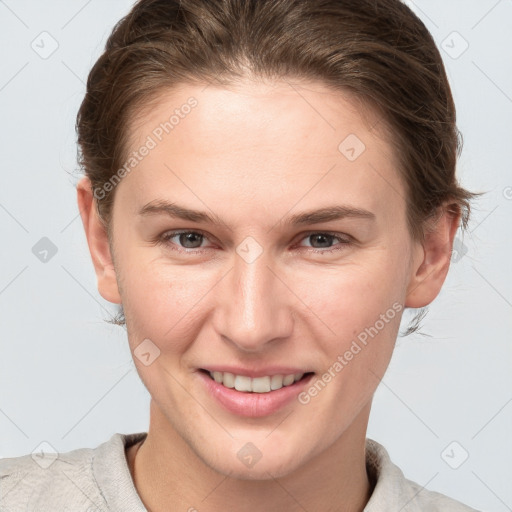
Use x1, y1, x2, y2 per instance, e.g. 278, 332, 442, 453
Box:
177, 232, 204, 248
306, 234, 336, 248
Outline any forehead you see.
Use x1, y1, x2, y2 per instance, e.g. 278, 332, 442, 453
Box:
130, 79, 386, 156
118, 80, 406, 225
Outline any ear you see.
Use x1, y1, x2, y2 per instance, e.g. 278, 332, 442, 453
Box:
405, 204, 461, 308
76, 176, 122, 304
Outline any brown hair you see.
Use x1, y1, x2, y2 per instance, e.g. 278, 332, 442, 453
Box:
76, 0, 480, 334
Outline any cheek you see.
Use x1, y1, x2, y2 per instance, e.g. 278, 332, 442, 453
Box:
119, 254, 220, 349
118, 231, 410, 360
295, 258, 406, 414
294, 252, 408, 340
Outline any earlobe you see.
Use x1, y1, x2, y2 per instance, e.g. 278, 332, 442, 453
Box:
405, 205, 461, 308
76, 176, 122, 304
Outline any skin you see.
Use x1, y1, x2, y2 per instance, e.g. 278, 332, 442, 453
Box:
77, 79, 460, 512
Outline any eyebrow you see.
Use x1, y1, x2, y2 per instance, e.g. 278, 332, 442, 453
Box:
138, 199, 375, 227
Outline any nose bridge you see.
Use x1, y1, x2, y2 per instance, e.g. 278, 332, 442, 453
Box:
216, 247, 292, 351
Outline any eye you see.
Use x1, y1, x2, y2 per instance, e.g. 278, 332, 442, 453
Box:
296, 232, 352, 253
157, 230, 210, 252
156, 230, 352, 255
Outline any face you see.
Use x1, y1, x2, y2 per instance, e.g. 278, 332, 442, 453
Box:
88, 80, 426, 478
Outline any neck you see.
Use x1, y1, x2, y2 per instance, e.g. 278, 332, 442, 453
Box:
128, 400, 372, 512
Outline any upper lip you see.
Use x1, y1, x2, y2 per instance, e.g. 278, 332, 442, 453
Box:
199, 366, 313, 378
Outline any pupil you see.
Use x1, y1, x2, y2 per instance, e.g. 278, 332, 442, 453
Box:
311, 234, 332, 248
180, 233, 202, 248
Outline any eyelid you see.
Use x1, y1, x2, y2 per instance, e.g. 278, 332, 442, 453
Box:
157, 229, 213, 250
293, 231, 353, 253
296, 230, 353, 244
156, 229, 353, 254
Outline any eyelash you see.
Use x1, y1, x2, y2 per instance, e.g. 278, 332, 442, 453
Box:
155, 229, 352, 255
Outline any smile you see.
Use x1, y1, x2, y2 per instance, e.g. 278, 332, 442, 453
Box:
204, 370, 310, 393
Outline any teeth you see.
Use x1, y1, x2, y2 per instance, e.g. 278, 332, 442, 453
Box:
234, 375, 252, 392
282, 374, 295, 386
208, 371, 305, 393
270, 375, 283, 390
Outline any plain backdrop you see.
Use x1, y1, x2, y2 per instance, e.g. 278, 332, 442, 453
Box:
0, 1, 511, 510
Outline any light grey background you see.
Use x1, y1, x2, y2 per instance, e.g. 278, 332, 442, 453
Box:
0, 1, 511, 510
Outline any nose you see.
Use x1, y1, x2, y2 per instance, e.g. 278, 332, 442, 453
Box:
213, 246, 294, 352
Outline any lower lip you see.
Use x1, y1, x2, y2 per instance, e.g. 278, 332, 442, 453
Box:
197, 371, 315, 418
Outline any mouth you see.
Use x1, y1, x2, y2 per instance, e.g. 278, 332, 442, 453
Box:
197, 368, 316, 417
199, 368, 315, 394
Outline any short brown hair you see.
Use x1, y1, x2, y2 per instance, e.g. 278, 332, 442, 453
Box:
76, 0, 480, 333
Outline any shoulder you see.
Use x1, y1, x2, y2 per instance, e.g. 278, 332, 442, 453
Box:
400, 476, 481, 512
0, 432, 145, 512
365, 438, 481, 512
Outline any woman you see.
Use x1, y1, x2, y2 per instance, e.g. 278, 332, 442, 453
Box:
0, 0, 481, 510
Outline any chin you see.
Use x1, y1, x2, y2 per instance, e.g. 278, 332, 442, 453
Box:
197, 435, 307, 481
211, 455, 302, 481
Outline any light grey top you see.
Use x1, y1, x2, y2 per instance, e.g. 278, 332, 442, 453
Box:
0, 432, 479, 511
